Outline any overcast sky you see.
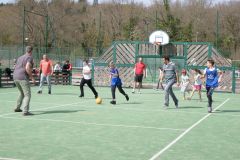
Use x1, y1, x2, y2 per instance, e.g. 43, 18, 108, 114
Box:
0, 0, 235, 6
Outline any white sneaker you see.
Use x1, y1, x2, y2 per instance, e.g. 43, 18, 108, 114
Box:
132, 90, 135, 93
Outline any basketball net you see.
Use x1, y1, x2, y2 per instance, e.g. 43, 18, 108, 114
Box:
154, 41, 161, 46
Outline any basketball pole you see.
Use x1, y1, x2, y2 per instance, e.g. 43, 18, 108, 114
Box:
22, 6, 49, 53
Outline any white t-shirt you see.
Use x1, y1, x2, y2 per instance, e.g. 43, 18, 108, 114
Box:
54, 64, 61, 72
194, 74, 202, 85
83, 65, 91, 80
181, 75, 189, 87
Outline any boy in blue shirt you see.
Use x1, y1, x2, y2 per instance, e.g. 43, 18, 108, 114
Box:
202, 59, 223, 113
109, 62, 129, 105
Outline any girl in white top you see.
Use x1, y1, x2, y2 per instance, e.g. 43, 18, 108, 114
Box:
54, 62, 61, 84
54, 62, 62, 72
180, 69, 190, 100
155, 67, 163, 90
188, 69, 202, 101
79, 60, 98, 98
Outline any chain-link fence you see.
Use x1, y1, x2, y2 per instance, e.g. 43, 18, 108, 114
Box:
0, 46, 87, 69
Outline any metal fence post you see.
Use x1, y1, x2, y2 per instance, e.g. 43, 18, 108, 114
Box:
208, 44, 212, 58
0, 69, 2, 88
91, 59, 95, 85
232, 66, 236, 93
183, 43, 188, 68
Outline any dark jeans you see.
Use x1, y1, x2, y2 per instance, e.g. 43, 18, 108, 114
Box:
111, 85, 126, 99
62, 71, 70, 84
80, 78, 98, 96
206, 87, 214, 107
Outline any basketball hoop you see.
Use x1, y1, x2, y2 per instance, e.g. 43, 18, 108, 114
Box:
149, 30, 169, 46
154, 41, 161, 46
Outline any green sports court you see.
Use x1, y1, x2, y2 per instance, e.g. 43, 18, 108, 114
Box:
0, 1, 240, 159
0, 85, 239, 160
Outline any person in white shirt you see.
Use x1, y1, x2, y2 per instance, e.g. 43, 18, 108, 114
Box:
180, 69, 190, 100
54, 62, 61, 84
79, 60, 98, 98
188, 69, 203, 101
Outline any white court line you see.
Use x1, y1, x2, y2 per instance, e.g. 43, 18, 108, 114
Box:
104, 106, 240, 118
1, 99, 238, 118
212, 113, 240, 117
0, 92, 18, 95
149, 98, 230, 160
0, 101, 83, 117
71, 104, 207, 115
1, 100, 64, 105
0, 116, 185, 132
0, 157, 21, 160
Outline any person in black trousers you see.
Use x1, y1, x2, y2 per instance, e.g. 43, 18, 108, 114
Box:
79, 60, 98, 98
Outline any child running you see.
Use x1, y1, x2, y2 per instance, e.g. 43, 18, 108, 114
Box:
188, 69, 203, 101
155, 67, 163, 90
109, 62, 129, 105
180, 69, 190, 100
202, 59, 223, 113
79, 60, 98, 99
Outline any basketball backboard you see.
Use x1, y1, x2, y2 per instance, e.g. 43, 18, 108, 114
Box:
149, 30, 170, 45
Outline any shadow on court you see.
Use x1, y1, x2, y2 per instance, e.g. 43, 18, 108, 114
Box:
172, 106, 204, 109
52, 93, 78, 96
33, 110, 85, 115
121, 102, 143, 105
215, 110, 240, 113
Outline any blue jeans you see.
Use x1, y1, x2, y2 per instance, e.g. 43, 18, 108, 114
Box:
39, 73, 51, 91
164, 79, 178, 106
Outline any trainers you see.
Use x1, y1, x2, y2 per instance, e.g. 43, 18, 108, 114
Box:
125, 94, 129, 101
14, 108, 22, 112
37, 91, 42, 94
79, 95, 84, 98
23, 112, 34, 116
175, 101, 179, 108
48, 90, 51, 94
208, 107, 212, 113
138, 91, 141, 94
163, 104, 168, 109
132, 90, 135, 94
110, 100, 116, 105
95, 94, 98, 99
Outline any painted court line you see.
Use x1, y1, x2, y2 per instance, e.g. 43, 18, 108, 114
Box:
0, 92, 18, 95
0, 116, 185, 132
1, 100, 64, 105
149, 98, 230, 160
0, 101, 83, 117
70, 104, 208, 115
0, 157, 21, 160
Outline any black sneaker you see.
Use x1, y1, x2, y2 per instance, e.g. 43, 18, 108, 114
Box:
95, 94, 98, 99
48, 90, 51, 94
37, 91, 42, 94
175, 102, 179, 108
110, 100, 116, 105
79, 95, 84, 98
14, 108, 22, 112
23, 112, 34, 116
125, 94, 129, 101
